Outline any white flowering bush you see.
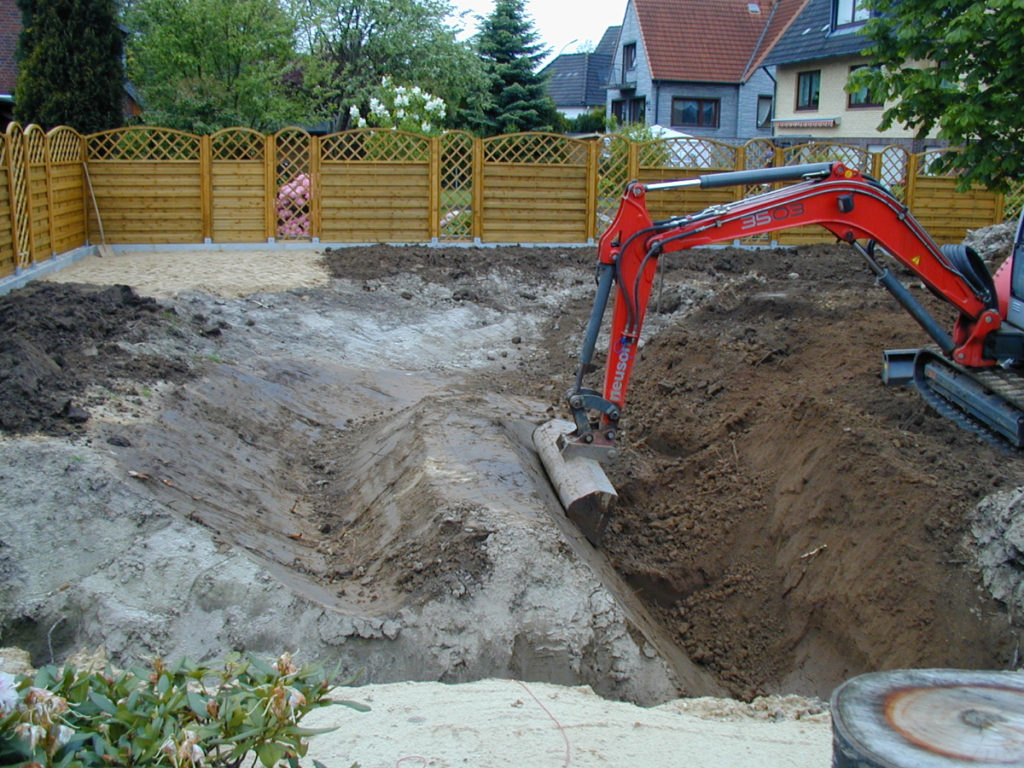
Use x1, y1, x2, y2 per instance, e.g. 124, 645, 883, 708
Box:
0, 652, 364, 768
353, 77, 447, 136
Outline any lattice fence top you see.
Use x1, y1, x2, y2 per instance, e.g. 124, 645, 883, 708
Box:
744, 139, 775, 171
24, 125, 48, 165
639, 137, 737, 170
211, 128, 265, 161
783, 141, 869, 171
876, 145, 908, 192
48, 127, 83, 163
484, 132, 588, 165
918, 148, 963, 177
321, 129, 431, 163
88, 128, 200, 161
0, 133, 5, 166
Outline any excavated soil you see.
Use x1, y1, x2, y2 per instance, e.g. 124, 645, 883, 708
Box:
2, 241, 1023, 703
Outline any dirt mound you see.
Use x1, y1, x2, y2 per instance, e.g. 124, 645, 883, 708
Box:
0, 282, 201, 434
2, 242, 1023, 704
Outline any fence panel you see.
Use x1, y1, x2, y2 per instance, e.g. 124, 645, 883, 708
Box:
907, 150, 1004, 244
86, 128, 203, 244
25, 125, 51, 258
48, 127, 86, 255
210, 128, 267, 243
0, 133, 13, 276
6, 123, 31, 269
481, 133, 590, 243
440, 131, 474, 241
320, 129, 432, 243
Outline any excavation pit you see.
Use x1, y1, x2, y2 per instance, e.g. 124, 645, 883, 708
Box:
1, 243, 1021, 706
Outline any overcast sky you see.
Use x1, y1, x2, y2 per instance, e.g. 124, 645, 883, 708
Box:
446, 0, 627, 66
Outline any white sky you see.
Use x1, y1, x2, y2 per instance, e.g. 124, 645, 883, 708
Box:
446, 0, 628, 67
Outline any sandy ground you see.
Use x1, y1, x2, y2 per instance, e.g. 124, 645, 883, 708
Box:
4, 238, 1024, 766
302, 679, 832, 768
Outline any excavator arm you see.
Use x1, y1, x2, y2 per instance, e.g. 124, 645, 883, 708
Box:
537, 162, 1023, 544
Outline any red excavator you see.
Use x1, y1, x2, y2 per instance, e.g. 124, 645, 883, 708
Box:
534, 162, 1024, 545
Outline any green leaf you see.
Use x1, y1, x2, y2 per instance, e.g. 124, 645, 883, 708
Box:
88, 691, 118, 715
187, 690, 209, 719
256, 741, 287, 767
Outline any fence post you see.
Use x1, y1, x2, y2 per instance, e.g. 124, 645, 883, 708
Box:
40, 130, 57, 258
80, 134, 91, 246
627, 141, 639, 181
733, 143, 746, 201
264, 134, 276, 242
429, 136, 441, 241
200, 134, 212, 242
310, 134, 322, 241
905, 153, 919, 213
585, 138, 599, 242
472, 136, 483, 241
6, 124, 32, 270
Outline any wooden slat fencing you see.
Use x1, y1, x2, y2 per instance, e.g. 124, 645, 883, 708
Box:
0, 123, 1013, 280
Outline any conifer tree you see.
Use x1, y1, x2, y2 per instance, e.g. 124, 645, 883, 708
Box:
467, 0, 559, 136
15, 0, 125, 133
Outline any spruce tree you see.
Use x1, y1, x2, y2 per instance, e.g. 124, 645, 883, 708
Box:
15, 0, 125, 133
468, 0, 560, 136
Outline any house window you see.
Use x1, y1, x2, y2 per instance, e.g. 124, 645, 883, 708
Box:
621, 42, 637, 81
834, 0, 869, 28
671, 97, 720, 128
622, 43, 637, 70
848, 66, 882, 108
612, 97, 646, 124
756, 95, 773, 128
796, 70, 820, 110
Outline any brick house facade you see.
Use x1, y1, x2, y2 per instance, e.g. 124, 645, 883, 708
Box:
1, 1, 20, 125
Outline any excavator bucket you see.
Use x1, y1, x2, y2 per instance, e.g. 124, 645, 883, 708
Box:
533, 419, 617, 545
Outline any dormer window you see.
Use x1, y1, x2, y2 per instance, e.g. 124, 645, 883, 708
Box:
834, 0, 869, 28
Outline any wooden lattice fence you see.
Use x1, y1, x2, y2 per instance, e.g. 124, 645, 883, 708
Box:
0, 123, 1013, 281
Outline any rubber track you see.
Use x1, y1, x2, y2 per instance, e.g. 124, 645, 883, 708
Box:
913, 347, 1024, 451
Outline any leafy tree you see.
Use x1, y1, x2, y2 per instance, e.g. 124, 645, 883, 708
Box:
465, 0, 560, 136
125, 0, 307, 132
14, 0, 125, 133
851, 0, 1024, 191
286, 0, 486, 132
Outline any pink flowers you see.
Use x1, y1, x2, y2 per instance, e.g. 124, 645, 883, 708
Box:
277, 172, 311, 238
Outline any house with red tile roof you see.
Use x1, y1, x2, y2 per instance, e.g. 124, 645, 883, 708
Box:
761, 0, 939, 150
608, 0, 809, 139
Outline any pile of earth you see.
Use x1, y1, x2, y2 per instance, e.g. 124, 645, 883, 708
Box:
1, 240, 1022, 703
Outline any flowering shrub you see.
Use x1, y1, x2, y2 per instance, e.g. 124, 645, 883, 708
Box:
277, 173, 311, 239
0, 652, 364, 768
354, 77, 448, 136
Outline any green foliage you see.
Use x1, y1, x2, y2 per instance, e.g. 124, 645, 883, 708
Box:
0, 652, 365, 768
14, 0, 125, 132
852, 0, 1024, 191
569, 108, 606, 134
464, 0, 560, 136
286, 0, 487, 132
125, 0, 308, 132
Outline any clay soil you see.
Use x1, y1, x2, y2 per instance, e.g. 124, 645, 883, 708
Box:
2, 241, 1022, 701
